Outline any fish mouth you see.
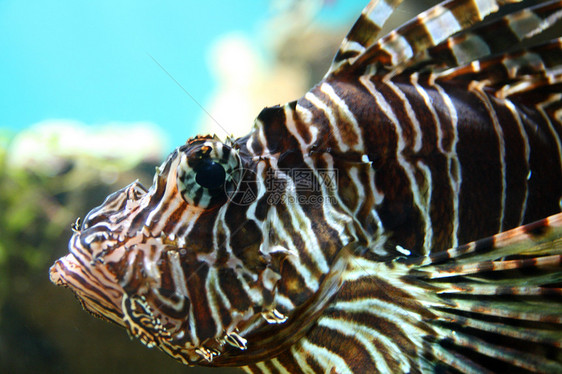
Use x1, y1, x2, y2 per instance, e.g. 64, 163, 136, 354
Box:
50, 242, 205, 364
49, 257, 69, 287
50, 251, 125, 326
49, 253, 86, 289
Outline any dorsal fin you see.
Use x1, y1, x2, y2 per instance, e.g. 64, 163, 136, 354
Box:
424, 0, 562, 70
327, 0, 524, 79
326, 0, 404, 76
433, 38, 562, 84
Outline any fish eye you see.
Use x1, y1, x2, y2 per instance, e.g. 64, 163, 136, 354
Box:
195, 159, 226, 190
176, 138, 241, 208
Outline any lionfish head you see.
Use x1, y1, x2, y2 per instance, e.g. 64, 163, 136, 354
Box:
49, 135, 277, 364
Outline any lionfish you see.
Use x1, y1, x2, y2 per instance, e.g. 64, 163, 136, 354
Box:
50, 0, 562, 372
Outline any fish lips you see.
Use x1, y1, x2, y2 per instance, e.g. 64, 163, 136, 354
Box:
49, 240, 126, 326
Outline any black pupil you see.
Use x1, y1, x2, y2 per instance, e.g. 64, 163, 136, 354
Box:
195, 160, 226, 190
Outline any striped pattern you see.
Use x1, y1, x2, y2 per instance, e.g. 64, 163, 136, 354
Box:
328, 0, 403, 75
50, 0, 562, 373
426, 1, 562, 68
348, 0, 524, 76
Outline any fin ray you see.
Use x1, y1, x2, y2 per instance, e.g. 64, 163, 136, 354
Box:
327, 0, 404, 76
434, 38, 562, 85
344, 0, 523, 77
406, 213, 562, 372
418, 212, 562, 265
419, 0, 562, 71
438, 328, 562, 372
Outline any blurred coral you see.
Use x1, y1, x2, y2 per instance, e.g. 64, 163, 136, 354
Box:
7, 120, 166, 176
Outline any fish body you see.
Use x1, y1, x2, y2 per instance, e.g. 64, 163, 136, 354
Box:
50, 0, 562, 372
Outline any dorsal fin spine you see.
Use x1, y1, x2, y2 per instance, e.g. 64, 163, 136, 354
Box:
327, 0, 404, 76
329, 0, 524, 79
